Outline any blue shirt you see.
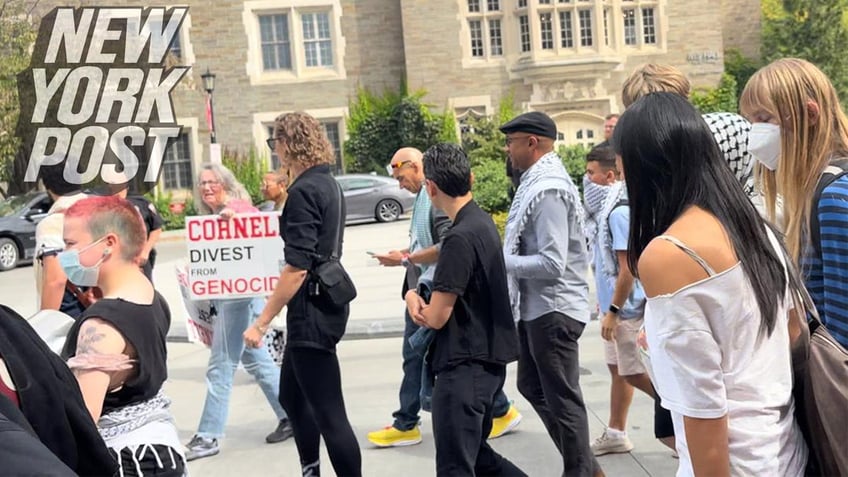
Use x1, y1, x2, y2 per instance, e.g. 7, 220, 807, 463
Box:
804, 175, 848, 348
594, 205, 645, 320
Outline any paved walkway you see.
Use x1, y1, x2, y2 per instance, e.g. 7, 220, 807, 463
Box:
169, 321, 678, 477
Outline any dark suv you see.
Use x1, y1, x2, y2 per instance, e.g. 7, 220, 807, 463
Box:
0, 191, 53, 271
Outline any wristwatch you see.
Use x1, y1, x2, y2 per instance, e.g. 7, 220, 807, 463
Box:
401, 253, 411, 268
608, 304, 621, 315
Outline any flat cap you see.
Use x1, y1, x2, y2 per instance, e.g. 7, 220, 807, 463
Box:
499, 111, 557, 139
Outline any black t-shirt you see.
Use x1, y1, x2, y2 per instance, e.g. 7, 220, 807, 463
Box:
281, 164, 349, 350
62, 292, 171, 412
429, 200, 519, 373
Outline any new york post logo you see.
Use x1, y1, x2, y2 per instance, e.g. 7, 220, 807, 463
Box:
17, 7, 189, 194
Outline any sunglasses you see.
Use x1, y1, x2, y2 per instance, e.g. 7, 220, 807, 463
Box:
390, 160, 412, 170
266, 137, 280, 150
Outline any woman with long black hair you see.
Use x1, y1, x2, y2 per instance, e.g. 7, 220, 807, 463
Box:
612, 92, 807, 476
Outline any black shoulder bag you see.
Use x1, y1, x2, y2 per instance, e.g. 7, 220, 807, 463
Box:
312, 182, 357, 307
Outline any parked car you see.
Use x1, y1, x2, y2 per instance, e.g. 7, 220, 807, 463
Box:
0, 191, 53, 271
334, 174, 415, 223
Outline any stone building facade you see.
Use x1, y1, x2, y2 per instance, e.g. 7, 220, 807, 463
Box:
36, 0, 761, 192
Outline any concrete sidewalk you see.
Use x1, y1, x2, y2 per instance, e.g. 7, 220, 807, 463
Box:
167, 319, 678, 477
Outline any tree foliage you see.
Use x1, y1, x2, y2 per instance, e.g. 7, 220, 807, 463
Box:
761, 0, 848, 102
222, 147, 268, 205
724, 48, 761, 100
0, 1, 38, 197
690, 73, 739, 114
344, 87, 457, 174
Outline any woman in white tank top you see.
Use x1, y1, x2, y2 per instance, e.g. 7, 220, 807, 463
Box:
611, 92, 807, 476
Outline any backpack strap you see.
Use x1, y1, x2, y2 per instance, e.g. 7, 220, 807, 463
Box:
810, 158, 848, 260
607, 197, 629, 229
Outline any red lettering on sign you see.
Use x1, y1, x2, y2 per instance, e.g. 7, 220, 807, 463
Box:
188, 214, 278, 241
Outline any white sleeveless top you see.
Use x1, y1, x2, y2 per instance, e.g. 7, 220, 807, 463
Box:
643, 232, 807, 477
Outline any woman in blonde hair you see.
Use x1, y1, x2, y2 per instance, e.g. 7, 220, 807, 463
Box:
740, 58, 848, 349
245, 112, 361, 477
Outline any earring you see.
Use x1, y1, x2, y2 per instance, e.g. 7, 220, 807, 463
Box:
103, 248, 111, 256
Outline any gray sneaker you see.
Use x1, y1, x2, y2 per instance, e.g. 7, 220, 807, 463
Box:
185, 435, 219, 461
590, 429, 634, 456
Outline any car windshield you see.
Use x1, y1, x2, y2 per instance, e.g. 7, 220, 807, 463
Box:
0, 192, 41, 217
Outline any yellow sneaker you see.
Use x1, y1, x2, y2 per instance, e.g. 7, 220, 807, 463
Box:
367, 425, 422, 447
489, 405, 522, 439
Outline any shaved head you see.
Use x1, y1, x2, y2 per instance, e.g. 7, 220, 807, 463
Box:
390, 147, 423, 167
390, 147, 425, 193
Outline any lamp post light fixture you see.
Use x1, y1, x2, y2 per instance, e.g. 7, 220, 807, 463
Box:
201, 67, 217, 144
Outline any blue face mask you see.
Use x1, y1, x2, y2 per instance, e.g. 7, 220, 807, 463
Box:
58, 237, 108, 287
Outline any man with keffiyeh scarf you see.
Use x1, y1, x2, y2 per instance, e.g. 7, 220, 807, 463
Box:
501, 112, 604, 477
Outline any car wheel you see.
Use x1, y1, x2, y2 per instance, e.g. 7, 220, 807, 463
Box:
0, 238, 19, 272
375, 199, 401, 222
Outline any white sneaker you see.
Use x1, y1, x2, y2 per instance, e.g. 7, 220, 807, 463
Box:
591, 429, 634, 456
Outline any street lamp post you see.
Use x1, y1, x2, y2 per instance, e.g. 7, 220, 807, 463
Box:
201, 68, 217, 144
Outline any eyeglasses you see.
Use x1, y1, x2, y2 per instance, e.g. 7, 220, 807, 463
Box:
198, 180, 221, 188
266, 137, 280, 150
390, 160, 412, 170
505, 135, 532, 146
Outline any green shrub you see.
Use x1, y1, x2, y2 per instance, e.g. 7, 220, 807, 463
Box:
146, 191, 196, 231
557, 144, 588, 193
472, 159, 511, 213
690, 73, 739, 114
222, 148, 268, 205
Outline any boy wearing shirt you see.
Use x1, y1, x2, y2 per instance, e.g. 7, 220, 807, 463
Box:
404, 143, 524, 476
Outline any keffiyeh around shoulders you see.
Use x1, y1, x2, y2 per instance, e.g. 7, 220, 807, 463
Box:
504, 151, 584, 320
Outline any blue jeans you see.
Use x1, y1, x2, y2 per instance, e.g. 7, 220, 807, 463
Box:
393, 311, 511, 431
197, 298, 288, 438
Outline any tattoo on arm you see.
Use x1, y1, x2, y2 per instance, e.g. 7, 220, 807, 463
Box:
76, 325, 107, 355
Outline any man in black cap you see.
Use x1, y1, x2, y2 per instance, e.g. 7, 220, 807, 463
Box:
500, 112, 603, 476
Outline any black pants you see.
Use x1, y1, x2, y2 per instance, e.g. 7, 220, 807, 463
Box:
517, 312, 599, 477
431, 361, 526, 477
280, 346, 361, 477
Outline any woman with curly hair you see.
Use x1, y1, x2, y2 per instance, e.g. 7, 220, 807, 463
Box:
244, 112, 360, 477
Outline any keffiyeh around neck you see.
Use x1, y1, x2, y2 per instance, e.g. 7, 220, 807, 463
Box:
703, 112, 754, 195
504, 151, 584, 320
597, 180, 627, 278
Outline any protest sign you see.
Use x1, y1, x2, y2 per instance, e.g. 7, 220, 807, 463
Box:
185, 212, 285, 300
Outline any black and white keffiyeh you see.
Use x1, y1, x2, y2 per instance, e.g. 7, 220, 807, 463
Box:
703, 112, 754, 195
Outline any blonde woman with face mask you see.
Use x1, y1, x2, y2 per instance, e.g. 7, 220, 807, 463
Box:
740, 58, 848, 350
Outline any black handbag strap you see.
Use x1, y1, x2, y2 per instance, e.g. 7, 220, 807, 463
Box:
330, 181, 343, 260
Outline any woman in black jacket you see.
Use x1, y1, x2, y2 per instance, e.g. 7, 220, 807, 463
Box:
244, 111, 361, 477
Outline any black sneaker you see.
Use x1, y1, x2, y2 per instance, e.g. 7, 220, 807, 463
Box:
185, 435, 219, 461
266, 418, 294, 444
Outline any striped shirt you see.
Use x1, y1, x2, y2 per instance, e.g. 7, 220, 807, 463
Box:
804, 175, 848, 348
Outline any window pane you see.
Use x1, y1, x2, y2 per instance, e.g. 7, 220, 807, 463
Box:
603, 8, 610, 47
487, 0, 500, 11
170, 31, 182, 59
260, 14, 291, 70
321, 122, 343, 172
587, 129, 594, 138
302, 11, 334, 68
163, 134, 192, 190
576, 130, 583, 140
305, 42, 318, 67
540, 13, 553, 50
642, 8, 656, 44
302, 13, 315, 40
579, 9, 593, 47
468, 0, 480, 12
489, 19, 503, 56
540, 0, 551, 3
560, 11, 573, 48
519, 15, 530, 52
518, 0, 527, 8
317, 13, 331, 39
319, 40, 333, 66
469, 20, 484, 57
623, 9, 636, 45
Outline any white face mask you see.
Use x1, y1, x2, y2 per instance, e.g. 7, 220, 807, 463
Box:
747, 123, 782, 171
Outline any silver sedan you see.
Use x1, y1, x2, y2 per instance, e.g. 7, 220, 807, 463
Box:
335, 174, 416, 223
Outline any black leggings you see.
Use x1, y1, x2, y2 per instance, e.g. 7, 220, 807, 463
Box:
280, 346, 361, 477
